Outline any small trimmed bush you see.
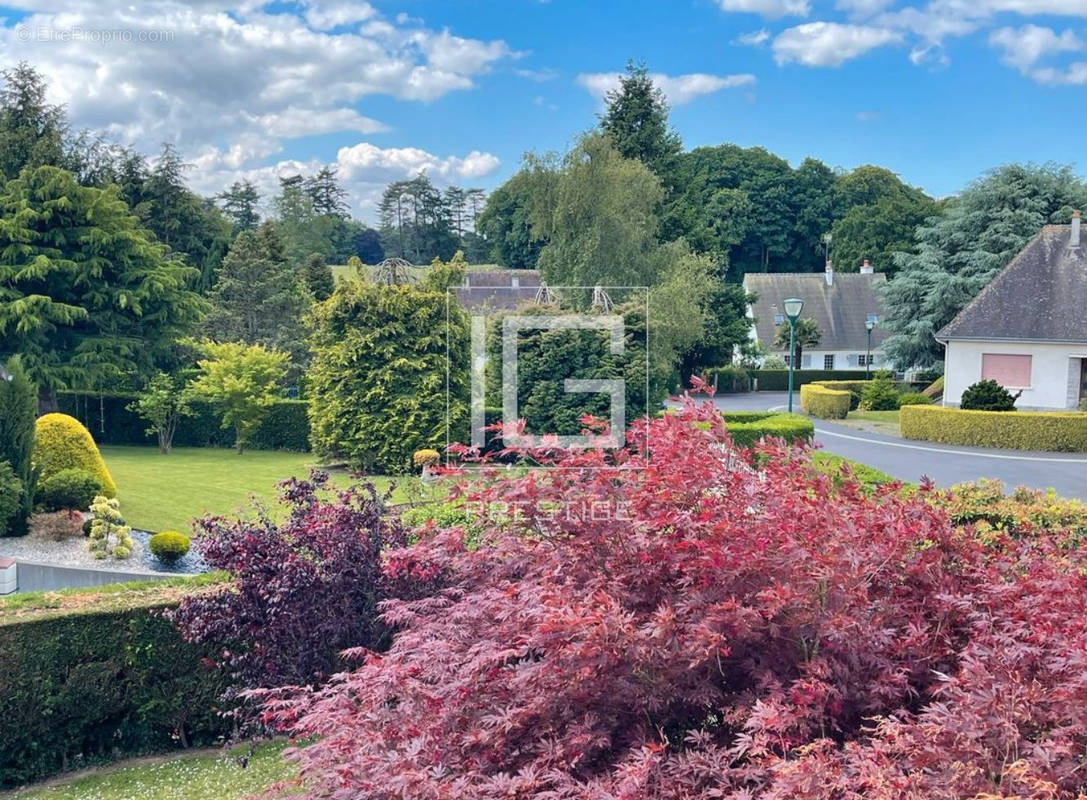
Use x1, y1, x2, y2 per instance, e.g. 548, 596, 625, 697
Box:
0, 461, 23, 536
33, 414, 116, 497
960, 379, 1016, 411
721, 411, 814, 447
149, 531, 190, 563
901, 405, 1087, 451
896, 392, 934, 406
87, 495, 134, 559
413, 449, 440, 470
859, 372, 900, 411
800, 384, 850, 419
35, 468, 100, 512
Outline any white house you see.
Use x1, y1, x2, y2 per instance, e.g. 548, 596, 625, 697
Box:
937, 213, 1087, 410
744, 260, 890, 372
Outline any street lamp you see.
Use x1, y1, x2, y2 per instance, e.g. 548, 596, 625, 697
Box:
783, 297, 804, 413
865, 315, 877, 379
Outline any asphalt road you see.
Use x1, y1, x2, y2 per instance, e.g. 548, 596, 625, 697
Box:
705, 391, 1087, 501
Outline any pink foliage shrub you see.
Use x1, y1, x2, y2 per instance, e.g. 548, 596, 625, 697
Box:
260, 399, 1087, 799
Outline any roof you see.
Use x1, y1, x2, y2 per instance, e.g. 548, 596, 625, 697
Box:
453, 269, 543, 311
938, 225, 1087, 343
744, 271, 890, 352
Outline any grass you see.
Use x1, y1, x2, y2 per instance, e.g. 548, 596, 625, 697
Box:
834, 409, 901, 437
5, 741, 296, 800
101, 446, 441, 533
0, 573, 226, 621
812, 451, 904, 489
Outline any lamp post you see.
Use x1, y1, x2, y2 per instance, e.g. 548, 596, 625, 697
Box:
865, 319, 875, 379
783, 297, 804, 413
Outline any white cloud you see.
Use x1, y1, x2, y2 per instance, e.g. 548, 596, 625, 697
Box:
336, 142, 500, 183
836, 0, 894, 14
1031, 61, 1087, 84
990, 24, 1083, 74
772, 22, 902, 66
736, 29, 772, 46
576, 71, 756, 106
716, 0, 810, 18
0, 1, 517, 217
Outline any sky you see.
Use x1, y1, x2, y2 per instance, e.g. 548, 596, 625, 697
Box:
1, 0, 1086, 222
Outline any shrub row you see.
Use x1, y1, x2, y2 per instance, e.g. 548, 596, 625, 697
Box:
901, 405, 1087, 452
721, 411, 814, 447
800, 384, 851, 419
702, 365, 753, 394
57, 392, 310, 452
0, 576, 230, 788
751, 369, 879, 391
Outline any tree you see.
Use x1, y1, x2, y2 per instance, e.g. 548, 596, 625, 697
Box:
829, 165, 939, 275
476, 166, 553, 269
127, 372, 192, 454
600, 61, 682, 180
203, 224, 309, 367
535, 134, 663, 292
0, 166, 206, 401
219, 180, 260, 234
186, 341, 288, 454
352, 226, 385, 264
378, 175, 459, 263
678, 272, 755, 377
0, 63, 69, 183
882, 163, 1087, 368
308, 280, 469, 472
304, 252, 335, 301
304, 166, 349, 217
774, 317, 821, 365
0, 357, 36, 535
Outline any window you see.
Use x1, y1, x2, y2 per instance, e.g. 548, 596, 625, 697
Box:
783, 354, 791, 366
981, 353, 1032, 388
823, 354, 835, 370
774, 314, 785, 326
858, 354, 874, 366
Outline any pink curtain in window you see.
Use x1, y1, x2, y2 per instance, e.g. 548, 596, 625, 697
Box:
981, 354, 1032, 388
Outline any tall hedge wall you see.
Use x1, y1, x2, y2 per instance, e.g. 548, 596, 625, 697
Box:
57, 392, 310, 452
752, 370, 878, 391
0, 578, 230, 789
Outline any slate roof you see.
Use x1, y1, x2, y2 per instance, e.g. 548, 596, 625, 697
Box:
938, 225, 1087, 343
453, 269, 543, 312
744, 271, 890, 352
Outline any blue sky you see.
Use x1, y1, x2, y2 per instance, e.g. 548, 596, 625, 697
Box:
2, 0, 1086, 219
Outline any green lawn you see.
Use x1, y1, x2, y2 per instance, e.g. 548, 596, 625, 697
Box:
6, 742, 295, 800
835, 409, 901, 437
101, 446, 439, 533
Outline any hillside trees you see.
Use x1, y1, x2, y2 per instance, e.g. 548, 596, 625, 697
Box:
0, 166, 205, 400
882, 163, 1087, 368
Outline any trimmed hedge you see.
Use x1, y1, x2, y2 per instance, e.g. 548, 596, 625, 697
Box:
752, 370, 876, 391
33, 414, 116, 497
811, 379, 874, 395
703, 366, 753, 394
901, 405, 1087, 452
0, 576, 230, 788
721, 411, 814, 447
57, 392, 310, 452
800, 385, 850, 419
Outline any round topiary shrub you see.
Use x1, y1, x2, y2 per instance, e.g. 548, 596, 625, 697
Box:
858, 373, 900, 411
960, 379, 1017, 412
149, 531, 190, 563
33, 414, 116, 497
35, 468, 101, 512
413, 449, 440, 470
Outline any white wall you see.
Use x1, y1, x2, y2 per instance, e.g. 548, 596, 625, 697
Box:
944, 340, 1087, 410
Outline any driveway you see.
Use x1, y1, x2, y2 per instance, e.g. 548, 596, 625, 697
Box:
697, 391, 1087, 501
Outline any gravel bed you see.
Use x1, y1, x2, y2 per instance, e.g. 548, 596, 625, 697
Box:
0, 529, 207, 574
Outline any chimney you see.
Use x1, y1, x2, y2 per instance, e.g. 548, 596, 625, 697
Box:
860, 259, 874, 275
824, 259, 834, 287
1072, 210, 1081, 248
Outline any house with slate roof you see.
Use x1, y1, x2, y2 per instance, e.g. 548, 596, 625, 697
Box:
453, 269, 542, 311
937, 212, 1087, 410
744, 260, 890, 372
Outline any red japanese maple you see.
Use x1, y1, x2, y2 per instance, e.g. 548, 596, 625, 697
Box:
260, 398, 1087, 799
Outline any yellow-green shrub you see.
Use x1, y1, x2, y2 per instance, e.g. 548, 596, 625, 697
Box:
811, 380, 873, 395
800, 385, 851, 419
901, 405, 1087, 452
32, 413, 116, 497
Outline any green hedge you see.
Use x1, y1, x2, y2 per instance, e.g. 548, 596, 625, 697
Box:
800, 385, 850, 419
752, 370, 875, 391
721, 411, 814, 447
901, 405, 1087, 452
58, 392, 310, 451
703, 366, 753, 394
0, 576, 230, 788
